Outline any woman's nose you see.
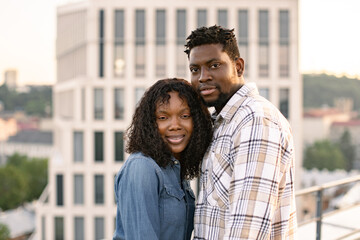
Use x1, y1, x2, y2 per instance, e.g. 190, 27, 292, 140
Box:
168, 117, 181, 130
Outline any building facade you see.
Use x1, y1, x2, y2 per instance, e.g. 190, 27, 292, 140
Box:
35, 0, 302, 239
4, 69, 18, 90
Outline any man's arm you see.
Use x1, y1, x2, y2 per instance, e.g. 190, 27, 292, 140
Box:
225, 117, 293, 239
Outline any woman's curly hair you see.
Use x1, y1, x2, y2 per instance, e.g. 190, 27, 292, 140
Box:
126, 78, 213, 180
184, 25, 240, 61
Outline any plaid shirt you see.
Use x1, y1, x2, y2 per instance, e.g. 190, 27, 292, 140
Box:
194, 83, 297, 240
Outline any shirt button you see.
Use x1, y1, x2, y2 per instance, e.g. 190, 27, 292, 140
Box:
174, 160, 178, 164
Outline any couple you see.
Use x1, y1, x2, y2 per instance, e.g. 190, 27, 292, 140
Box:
113, 25, 297, 240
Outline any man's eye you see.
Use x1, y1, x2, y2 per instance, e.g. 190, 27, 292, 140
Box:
190, 67, 199, 73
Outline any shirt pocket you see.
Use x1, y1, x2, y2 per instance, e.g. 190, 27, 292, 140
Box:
162, 185, 186, 226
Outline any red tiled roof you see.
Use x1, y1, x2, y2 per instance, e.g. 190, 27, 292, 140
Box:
332, 120, 360, 127
304, 108, 342, 118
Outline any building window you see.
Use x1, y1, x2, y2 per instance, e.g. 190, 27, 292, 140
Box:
114, 10, 125, 77
280, 88, 290, 119
74, 174, 84, 205
115, 131, 124, 162
176, 9, 187, 77
94, 88, 104, 120
95, 217, 105, 240
99, 9, 105, 78
94, 132, 104, 162
279, 10, 290, 77
114, 88, 124, 120
135, 87, 145, 107
238, 10, 248, 77
259, 87, 270, 100
81, 88, 85, 121
95, 174, 104, 204
197, 9, 207, 27
114, 217, 116, 232
41, 216, 46, 240
217, 9, 228, 28
73, 131, 83, 162
155, 9, 166, 77
54, 217, 64, 240
113, 174, 117, 204
56, 174, 63, 206
135, 10, 146, 78
259, 10, 269, 77
74, 217, 84, 240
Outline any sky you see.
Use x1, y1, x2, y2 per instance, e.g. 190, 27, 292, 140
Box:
0, 0, 359, 86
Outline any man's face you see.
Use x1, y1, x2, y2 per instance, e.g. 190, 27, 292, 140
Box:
188, 44, 244, 112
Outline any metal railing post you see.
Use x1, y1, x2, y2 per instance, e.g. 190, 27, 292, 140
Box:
316, 189, 323, 240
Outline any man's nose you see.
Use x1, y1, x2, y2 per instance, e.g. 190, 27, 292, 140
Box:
199, 68, 211, 83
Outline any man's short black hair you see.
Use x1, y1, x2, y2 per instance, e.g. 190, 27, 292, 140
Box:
184, 25, 240, 61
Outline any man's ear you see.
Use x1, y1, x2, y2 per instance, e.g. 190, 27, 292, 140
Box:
235, 58, 245, 77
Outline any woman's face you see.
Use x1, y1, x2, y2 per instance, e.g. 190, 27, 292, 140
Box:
156, 91, 193, 160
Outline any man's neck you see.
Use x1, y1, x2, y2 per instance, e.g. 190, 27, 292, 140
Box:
215, 84, 244, 114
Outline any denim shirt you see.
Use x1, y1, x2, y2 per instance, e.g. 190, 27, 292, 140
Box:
113, 152, 196, 240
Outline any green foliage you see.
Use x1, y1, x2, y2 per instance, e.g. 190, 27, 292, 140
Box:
0, 165, 27, 210
0, 223, 10, 240
0, 153, 48, 210
6, 153, 27, 167
21, 157, 48, 201
303, 140, 346, 171
337, 130, 356, 171
0, 84, 52, 117
303, 73, 360, 111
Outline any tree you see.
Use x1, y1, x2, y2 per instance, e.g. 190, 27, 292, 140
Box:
0, 223, 10, 240
21, 157, 48, 202
337, 130, 356, 171
303, 140, 347, 171
7, 153, 27, 167
6, 153, 48, 202
0, 165, 27, 210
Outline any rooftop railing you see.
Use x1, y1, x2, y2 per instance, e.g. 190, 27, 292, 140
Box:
296, 174, 360, 240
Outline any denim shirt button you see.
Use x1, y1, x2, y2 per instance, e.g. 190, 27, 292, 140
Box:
174, 160, 179, 164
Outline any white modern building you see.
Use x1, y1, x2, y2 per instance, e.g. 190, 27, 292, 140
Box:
4, 69, 18, 90
35, 0, 302, 239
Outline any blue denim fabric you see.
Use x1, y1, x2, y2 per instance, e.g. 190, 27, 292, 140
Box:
113, 152, 195, 240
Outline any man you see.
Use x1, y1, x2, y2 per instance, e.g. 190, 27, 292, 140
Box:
185, 25, 297, 239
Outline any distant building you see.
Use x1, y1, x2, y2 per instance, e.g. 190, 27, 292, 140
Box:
35, 0, 302, 239
0, 130, 54, 165
330, 120, 360, 169
303, 107, 353, 146
4, 69, 18, 90
0, 116, 17, 142
0, 204, 35, 240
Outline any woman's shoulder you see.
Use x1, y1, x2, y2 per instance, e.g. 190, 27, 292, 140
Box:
117, 152, 163, 181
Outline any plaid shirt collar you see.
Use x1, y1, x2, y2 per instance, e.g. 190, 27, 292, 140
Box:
212, 82, 259, 123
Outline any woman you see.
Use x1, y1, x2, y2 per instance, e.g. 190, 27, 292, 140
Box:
113, 78, 213, 240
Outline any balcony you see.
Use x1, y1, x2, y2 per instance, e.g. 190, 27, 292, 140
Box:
297, 175, 360, 240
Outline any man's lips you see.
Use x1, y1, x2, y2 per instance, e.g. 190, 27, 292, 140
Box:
166, 135, 185, 144
199, 86, 216, 96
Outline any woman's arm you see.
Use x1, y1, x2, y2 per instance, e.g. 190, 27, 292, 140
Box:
115, 157, 162, 240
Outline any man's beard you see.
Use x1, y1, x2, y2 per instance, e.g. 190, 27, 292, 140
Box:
201, 91, 231, 110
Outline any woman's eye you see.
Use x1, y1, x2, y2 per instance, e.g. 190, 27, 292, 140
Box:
210, 63, 220, 68
157, 116, 167, 120
181, 114, 191, 119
